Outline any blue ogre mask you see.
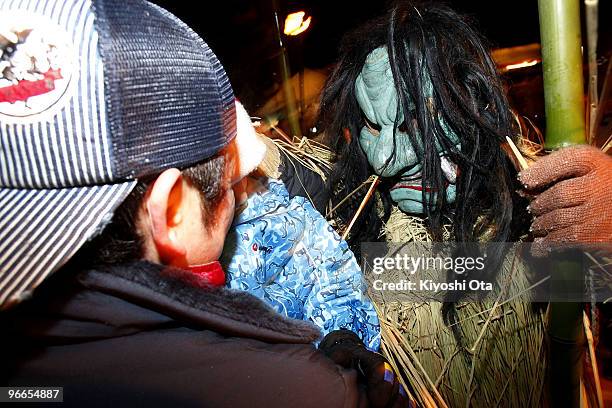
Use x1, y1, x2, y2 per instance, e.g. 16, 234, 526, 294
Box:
355, 47, 457, 214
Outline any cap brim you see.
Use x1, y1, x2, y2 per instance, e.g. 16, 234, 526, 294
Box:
0, 181, 136, 309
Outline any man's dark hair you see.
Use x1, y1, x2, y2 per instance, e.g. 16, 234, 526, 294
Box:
77, 154, 226, 267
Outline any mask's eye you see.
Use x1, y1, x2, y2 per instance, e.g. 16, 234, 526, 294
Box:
364, 116, 381, 136
397, 121, 408, 133
398, 107, 417, 133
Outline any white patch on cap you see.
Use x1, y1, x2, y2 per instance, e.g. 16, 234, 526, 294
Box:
234, 101, 266, 181
0, 12, 75, 122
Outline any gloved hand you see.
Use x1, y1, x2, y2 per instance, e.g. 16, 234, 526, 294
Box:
518, 145, 612, 256
319, 330, 414, 408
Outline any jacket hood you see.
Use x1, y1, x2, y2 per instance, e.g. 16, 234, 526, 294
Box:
4, 261, 322, 345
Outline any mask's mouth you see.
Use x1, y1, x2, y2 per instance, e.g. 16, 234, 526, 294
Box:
390, 157, 456, 193
390, 170, 424, 191
391, 180, 438, 192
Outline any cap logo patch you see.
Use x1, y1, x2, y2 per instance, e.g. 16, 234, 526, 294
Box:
0, 13, 75, 121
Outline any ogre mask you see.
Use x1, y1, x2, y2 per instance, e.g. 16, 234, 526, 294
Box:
355, 46, 457, 214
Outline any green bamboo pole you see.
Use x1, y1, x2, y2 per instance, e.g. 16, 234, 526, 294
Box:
538, 0, 586, 149
585, 0, 599, 143
537, 1, 587, 407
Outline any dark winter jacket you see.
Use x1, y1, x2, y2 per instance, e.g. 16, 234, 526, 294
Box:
279, 151, 329, 214
1, 261, 366, 407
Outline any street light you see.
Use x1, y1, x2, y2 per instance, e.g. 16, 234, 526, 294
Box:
284, 11, 312, 36
282, 10, 311, 133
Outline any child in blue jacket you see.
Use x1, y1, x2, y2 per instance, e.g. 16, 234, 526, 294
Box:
221, 103, 380, 349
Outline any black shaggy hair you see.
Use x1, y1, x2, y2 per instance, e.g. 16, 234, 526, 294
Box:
319, 1, 529, 322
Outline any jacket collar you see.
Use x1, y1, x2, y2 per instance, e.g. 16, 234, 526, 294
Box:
5, 261, 321, 345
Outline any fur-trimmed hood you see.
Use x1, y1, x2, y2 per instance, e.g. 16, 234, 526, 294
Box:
5, 261, 321, 345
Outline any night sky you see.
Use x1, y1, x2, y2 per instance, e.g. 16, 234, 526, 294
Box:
150, 0, 610, 113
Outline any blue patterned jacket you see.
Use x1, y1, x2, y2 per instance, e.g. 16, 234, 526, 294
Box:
220, 178, 380, 350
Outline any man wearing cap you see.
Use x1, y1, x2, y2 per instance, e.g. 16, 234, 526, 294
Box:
0, 0, 411, 407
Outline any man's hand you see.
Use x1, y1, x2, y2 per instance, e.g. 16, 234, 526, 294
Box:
319, 330, 414, 408
519, 145, 612, 256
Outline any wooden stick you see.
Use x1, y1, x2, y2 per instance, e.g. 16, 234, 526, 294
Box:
583, 311, 604, 408
269, 123, 295, 145
505, 136, 530, 171
341, 175, 380, 240
326, 178, 374, 218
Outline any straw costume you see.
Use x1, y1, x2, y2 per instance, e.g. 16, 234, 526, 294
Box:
318, 2, 551, 406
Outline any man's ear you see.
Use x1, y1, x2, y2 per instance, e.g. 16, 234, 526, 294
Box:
145, 168, 187, 265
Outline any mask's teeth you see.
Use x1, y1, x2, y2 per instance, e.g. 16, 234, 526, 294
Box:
441, 156, 457, 183
400, 172, 421, 182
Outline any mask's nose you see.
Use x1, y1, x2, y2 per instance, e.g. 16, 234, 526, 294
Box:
360, 125, 420, 178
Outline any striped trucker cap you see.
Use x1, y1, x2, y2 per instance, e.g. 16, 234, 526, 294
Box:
0, 0, 237, 308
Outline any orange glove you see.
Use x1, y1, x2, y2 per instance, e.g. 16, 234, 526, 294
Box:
519, 145, 612, 256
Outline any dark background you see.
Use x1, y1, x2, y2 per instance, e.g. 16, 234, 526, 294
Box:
150, 0, 611, 137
